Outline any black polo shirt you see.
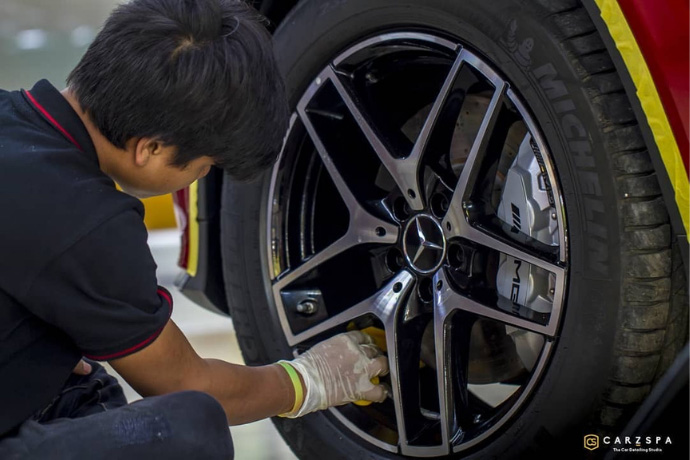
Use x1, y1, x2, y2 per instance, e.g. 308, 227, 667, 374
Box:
0, 80, 173, 435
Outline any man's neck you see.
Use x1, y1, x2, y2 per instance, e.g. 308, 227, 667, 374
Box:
60, 88, 117, 176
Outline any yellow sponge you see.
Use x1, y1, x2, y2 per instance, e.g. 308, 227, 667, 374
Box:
354, 376, 380, 406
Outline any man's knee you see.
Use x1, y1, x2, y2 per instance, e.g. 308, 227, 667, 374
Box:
161, 391, 233, 459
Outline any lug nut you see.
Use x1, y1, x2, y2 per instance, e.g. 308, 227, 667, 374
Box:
447, 244, 465, 270
430, 193, 450, 218
418, 278, 433, 303
386, 248, 405, 272
393, 196, 410, 221
296, 300, 318, 315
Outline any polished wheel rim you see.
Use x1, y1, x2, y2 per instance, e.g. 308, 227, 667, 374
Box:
266, 32, 568, 457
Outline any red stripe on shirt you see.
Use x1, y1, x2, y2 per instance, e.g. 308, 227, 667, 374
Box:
83, 287, 174, 361
157, 287, 173, 307
24, 90, 84, 152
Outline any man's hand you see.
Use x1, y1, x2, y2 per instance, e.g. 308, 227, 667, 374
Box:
285, 331, 389, 417
72, 359, 92, 376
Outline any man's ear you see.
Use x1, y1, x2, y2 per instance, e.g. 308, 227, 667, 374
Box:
133, 138, 162, 167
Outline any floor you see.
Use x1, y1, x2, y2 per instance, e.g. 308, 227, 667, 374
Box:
104, 229, 297, 460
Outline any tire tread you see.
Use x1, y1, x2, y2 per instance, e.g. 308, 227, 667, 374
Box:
549, 1, 688, 430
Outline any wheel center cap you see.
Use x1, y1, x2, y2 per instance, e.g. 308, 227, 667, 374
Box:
402, 214, 446, 274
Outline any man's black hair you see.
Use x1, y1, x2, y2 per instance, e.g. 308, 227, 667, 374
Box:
67, 0, 288, 180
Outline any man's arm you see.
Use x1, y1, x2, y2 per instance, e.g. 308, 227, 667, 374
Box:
109, 319, 296, 425
22, 209, 387, 423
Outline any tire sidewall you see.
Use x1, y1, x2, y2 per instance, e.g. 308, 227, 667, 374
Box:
233, 0, 622, 458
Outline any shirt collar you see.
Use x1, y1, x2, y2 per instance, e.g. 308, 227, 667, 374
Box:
21, 79, 98, 163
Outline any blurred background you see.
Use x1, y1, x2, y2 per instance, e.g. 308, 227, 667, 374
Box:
0, 1, 295, 458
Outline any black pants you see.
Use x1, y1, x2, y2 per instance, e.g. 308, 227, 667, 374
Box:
0, 361, 234, 459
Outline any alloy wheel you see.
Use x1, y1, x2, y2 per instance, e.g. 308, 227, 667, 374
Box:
266, 32, 568, 457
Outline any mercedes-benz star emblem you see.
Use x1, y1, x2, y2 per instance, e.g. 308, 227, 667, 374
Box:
403, 214, 446, 274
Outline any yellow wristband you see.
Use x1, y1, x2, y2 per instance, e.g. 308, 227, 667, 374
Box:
277, 361, 304, 417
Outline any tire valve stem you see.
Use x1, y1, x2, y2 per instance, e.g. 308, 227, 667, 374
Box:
463, 201, 478, 221
296, 300, 318, 315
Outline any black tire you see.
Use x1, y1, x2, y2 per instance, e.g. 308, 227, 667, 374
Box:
220, 0, 687, 458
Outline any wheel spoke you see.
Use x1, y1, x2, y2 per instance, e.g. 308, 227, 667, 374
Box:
433, 307, 454, 449
463, 224, 564, 276
433, 270, 557, 337
434, 309, 475, 444
384, 316, 412, 455
273, 233, 355, 290
443, 53, 506, 238
284, 271, 414, 346
449, 316, 475, 429
297, 99, 394, 226
327, 67, 425, 211
385, 298, 449, 457
328, 47, 466, 214
278, 99, 399, 291
408, 50, 464, 177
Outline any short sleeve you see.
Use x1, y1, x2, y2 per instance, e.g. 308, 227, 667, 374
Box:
20, 210, 173, 361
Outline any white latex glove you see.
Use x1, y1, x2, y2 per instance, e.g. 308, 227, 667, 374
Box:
283, 331, 389, 418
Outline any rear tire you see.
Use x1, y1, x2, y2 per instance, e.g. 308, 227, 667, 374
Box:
221, 0, 687, 457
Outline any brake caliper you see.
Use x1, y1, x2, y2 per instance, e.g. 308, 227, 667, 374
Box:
496, 134, 558, 316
